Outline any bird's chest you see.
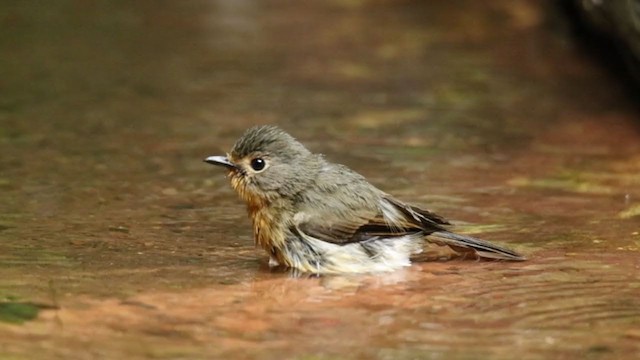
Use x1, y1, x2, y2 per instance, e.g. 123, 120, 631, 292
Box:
247, 203, 288, 258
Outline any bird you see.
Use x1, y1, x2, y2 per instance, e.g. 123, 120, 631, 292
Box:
205, 125, 524, 274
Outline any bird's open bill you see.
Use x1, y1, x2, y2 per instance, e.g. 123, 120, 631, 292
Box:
204, 156, 237, 169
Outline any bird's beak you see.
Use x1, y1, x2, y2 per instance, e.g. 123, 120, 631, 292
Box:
204, 155, 238, 170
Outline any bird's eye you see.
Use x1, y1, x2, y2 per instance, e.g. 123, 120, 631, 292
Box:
250, 158, 266, 172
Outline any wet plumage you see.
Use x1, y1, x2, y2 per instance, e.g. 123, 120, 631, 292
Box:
205, 125, 524, 274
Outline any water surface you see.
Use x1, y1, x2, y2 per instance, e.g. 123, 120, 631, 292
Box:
1, 0, 639, 359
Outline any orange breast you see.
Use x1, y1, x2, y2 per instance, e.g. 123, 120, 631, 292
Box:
229, 173, 288, 264
249, 206, 288, 265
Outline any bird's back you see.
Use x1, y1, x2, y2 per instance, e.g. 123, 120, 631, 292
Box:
295, 160, 384, 216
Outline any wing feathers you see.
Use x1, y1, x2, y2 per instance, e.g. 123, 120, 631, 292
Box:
293, 196, 523, 261
383, 196, 451, 228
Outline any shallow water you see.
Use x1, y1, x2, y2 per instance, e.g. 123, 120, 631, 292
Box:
1, 0, 639, 359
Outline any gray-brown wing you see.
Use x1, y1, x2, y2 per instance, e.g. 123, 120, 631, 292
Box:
294, 210, 416, 245
295, 162, 450, 240
294, 194, 525, 261
293, 196, 448, 245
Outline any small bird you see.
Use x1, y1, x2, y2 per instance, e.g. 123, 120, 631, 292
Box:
205, 125, 524, 274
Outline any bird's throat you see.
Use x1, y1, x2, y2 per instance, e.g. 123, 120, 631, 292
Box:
229, 173, 288, 264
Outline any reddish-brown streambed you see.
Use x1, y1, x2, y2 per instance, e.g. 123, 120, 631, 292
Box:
1, 1, 639, 359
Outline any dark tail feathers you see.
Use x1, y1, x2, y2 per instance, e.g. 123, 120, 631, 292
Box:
428, 231, 525, 261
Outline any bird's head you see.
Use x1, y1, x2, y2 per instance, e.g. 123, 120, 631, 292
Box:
205, 125, 320, 205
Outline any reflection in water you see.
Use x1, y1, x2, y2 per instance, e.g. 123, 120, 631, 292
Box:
1, 0, 639, 358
